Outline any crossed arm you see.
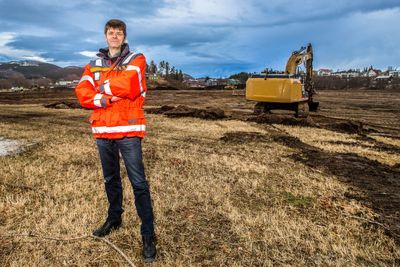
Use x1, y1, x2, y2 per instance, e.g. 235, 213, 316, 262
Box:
75, 55, 146, 109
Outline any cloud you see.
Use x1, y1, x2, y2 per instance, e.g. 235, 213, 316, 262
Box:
311, 7, 400, 70
0, 32, 52, 63
1, 0, 400, 75
124, 0, 400, 75
133, 0, 400, 28
78, 51, 98, 58
22, 55, 53, 62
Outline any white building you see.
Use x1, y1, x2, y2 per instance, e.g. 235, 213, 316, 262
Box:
55, 80, 78, 87
56, 81, 71, 86
333, 71, 360, 78
317, 69, 332, 76
389, 69, 400, 77
375, 75, 393, 81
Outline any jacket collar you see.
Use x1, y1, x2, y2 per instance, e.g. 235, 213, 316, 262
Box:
97, 43, 130, 59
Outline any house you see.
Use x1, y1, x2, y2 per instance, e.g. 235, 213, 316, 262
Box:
367, 69, 380, 77
205, 79, 218, 87
389, 69, 400, 77
345, 71, 360, 78
317, 69, 332, 76
375, 75, 393, 81
332, 71, 360, 78
10, 86, 25, 92
147, 74, 160, 80
55, 80, 79, 88
227, 79, 240, 85
56, 80, 70, 86
215, 78, 238, 86
184, 79, 205, 88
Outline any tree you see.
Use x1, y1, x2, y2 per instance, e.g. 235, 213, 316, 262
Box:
149, 60, 157, 75
158, 61, 165, 76
178, 70, 183, 81
165, 62, 170, 77
36, 78, 52, 88
9, 77, 31, 88
150, 59, 185, 82
0, 79, 12, 89
170, 66, 176, 79
229, 72, 251, 83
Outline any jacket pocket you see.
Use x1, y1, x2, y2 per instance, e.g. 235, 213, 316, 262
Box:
126, 108, 145, 124
110, 112, 121, 126
89, 112, 100, 124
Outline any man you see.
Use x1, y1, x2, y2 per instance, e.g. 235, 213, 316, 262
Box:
75, 19, 156, 263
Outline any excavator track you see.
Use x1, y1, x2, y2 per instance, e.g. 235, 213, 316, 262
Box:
295, 102, 309, 118
254, 102, 267, 115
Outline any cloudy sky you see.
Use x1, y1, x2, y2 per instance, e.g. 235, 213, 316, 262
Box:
0, 0, 399, 77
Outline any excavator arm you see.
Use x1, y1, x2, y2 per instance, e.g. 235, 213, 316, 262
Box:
284, 44, 312, 75
284, 44, 318, 111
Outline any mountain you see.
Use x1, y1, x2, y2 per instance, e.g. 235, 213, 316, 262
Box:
49, 66, 83, 81
0, 60, 190, 87
0, 60, 83, 80
183, 73, 194, 80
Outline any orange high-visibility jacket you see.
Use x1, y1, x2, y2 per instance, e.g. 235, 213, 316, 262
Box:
75, 44, 147, 139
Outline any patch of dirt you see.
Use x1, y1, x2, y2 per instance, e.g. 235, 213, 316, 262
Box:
248, 114, 316, 127
246, 112, 384, 137
0, 90, 77, 105
272, 133, 400, 243
325, 121, 372, 135
44, 101, 81, 109
245, 113, 382, 137
220, 131, 271, 143
0, 112, 52, 123
146, 105, 226, 120
311, 114, 397, 138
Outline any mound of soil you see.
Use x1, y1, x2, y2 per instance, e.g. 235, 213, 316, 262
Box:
44, 101, 80, 109
326, 121, 365, 134
146, 105, 175, 114
147, 105, 226, 120
248, 114, 316, 127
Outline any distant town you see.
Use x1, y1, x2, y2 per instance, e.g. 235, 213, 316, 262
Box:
315, 66, 399, 79
0, 60, 399, 92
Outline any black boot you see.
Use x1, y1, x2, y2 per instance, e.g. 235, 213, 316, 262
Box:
142, 235, 156, 263
93, 220, 122, 237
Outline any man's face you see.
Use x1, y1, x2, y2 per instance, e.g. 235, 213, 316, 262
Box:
105, 27, 125, 50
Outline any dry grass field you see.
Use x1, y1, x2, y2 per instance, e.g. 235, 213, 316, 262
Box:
0, 88, 399, 266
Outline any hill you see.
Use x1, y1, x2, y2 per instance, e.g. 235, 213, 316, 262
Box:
0, 60, 187, 89
0, 60, 82, 80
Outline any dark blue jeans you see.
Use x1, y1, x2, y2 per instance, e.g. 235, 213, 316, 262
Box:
96, 137, 155, 237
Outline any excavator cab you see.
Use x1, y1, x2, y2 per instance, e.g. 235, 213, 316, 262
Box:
246, 44, 319, 117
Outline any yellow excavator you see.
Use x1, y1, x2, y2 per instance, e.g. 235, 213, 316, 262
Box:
246, 43, 319, 117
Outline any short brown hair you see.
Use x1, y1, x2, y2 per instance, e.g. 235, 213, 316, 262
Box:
104, 19, 126, 37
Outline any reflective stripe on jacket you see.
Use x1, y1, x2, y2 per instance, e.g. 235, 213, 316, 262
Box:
75, 44, 147, 139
